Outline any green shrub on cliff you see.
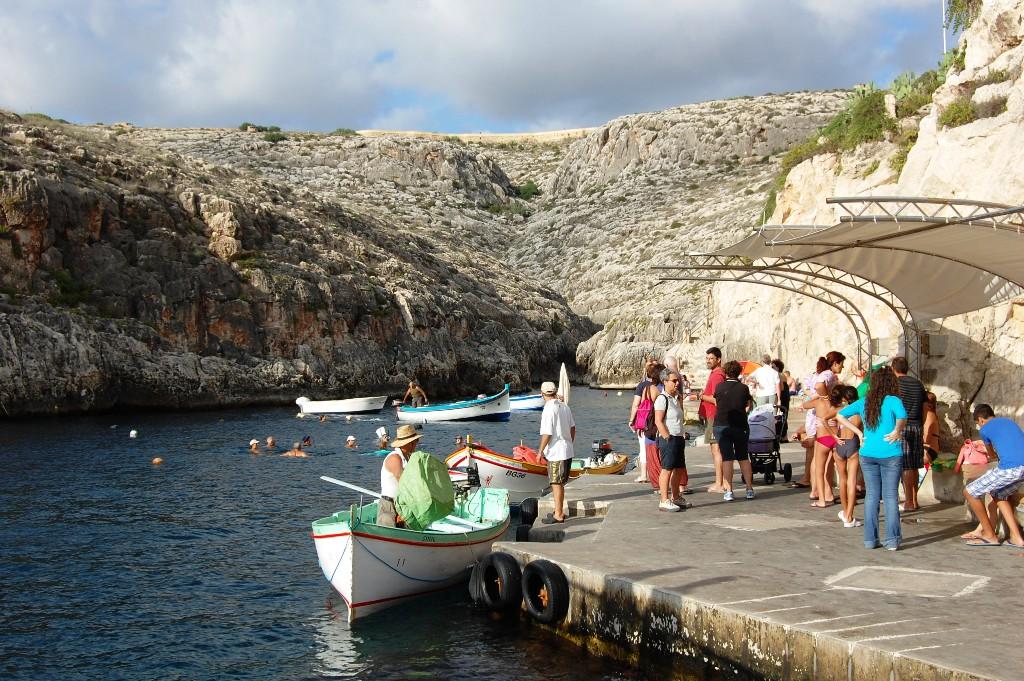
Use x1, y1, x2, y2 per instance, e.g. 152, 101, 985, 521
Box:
939, 97, 977, 127
263, 132, 287, 143
515, 179, 541, 200
47, 269, 91, 307
945, 0, 982, 32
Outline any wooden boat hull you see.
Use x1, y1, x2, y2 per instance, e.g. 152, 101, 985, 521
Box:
397, 385, 510, 423
311, 488, 510, 622
296, 395, 388, 415
509, 393, 544, 411
446, 443, 582, 500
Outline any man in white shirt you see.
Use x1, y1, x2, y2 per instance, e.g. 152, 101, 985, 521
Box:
751, 354, 781, 407
538, 381, 576, 523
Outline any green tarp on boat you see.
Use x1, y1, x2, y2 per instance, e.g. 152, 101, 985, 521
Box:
395, 450, 455, 531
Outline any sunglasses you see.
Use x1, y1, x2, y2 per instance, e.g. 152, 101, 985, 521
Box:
664, 378, 679, 383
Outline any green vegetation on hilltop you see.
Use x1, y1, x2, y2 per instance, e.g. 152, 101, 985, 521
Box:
760, 45, 970, 222
239, 122, 281, 132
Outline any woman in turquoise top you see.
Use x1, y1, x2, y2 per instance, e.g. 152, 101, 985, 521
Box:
836, 366, 907, 550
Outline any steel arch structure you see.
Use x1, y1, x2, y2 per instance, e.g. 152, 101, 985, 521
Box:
656, 254, 922, 373
656, 260, 873, 366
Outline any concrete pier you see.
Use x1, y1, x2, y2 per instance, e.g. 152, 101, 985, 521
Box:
494, 443, 1022, 681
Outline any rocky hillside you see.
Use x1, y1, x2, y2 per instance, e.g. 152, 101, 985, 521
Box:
0, 114, 594, 415
0, 87, 848, 416
704, 0, 1024, 440
512, 91, 849, 384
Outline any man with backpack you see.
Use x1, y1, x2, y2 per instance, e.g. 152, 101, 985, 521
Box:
655, 369, 689, 512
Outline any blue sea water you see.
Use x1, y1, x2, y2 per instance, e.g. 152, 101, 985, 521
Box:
1, 388, 725, 681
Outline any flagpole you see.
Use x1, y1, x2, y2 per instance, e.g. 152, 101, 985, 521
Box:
941, 0, 947, 53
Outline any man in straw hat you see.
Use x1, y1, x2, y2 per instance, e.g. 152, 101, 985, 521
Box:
538, 381, 575, 523
378, 424, 422, 527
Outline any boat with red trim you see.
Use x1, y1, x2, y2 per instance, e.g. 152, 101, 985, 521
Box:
310, 487, 510, 622
445, 438, 583, 502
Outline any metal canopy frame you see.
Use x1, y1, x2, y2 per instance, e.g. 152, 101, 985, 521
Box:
656, 255, 873, 366
657, 197, 1024, 377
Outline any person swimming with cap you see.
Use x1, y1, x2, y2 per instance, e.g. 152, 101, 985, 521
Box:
346, 435, 357, 449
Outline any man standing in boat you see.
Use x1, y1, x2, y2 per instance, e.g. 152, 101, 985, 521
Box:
379, 424, 422, 527
538, 381, 575, 524
402, 381, 429, 408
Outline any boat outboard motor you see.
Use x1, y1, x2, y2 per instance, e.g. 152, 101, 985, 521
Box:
466, 459, 480, 487
591, 438, 613, 453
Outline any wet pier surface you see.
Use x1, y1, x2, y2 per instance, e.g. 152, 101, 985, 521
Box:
496, 442, 1023, 681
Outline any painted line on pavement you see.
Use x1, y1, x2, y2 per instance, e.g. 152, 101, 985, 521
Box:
721, 592, 807, 605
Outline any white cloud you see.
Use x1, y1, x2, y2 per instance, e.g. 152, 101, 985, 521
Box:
0, 0, 947, 131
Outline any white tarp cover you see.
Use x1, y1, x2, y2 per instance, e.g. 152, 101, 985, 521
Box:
715, 220, 1024, 320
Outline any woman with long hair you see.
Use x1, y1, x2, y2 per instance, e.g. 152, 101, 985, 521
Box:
836, 365, 907, 550
797, 351, 846, 502
643, 363, 667, 492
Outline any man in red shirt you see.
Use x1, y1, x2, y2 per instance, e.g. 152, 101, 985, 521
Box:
699, 347, 727, 492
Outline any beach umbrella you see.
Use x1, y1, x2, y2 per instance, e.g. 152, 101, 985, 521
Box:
739, 360, 761, 376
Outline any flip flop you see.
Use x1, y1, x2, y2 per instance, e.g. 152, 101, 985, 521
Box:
1004, 542, 1024, 549
965, 538, 1002, 547
810, 503, 830, 509
788, 482, 810, 488
542, 513, 565, 525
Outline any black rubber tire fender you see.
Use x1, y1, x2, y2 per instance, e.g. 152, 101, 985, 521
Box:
521, 559, 570, 624
476, 552, 522, 611
519, 497, 539, 526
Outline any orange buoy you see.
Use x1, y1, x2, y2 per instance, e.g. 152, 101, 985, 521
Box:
151, 457, 164, 465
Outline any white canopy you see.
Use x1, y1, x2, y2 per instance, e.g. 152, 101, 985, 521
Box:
713, 197, 1024, 321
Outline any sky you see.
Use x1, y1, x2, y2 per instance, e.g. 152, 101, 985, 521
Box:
0, 0, 957, 133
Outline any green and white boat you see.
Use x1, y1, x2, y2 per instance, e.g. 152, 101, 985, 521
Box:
311, 487, 510, 622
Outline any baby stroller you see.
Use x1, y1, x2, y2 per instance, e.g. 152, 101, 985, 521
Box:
747, 404, 792, 484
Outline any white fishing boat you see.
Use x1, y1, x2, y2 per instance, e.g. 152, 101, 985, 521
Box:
446, 439, 582, 501
396, 384, 510, 423
509, 393, 544, 411
296, 395, 388, 416
311, 487, 510, 622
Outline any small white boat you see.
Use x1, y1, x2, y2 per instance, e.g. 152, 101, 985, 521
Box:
396, 384, 510, 423
446, 440, 582, 501
295, 395, 388, 416
510, 393, 544, 411
311, 487, 510, 622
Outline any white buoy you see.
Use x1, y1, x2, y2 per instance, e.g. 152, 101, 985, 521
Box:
346, 415, 353, 421
616, 391, 623, 396
129, 429, 138, 439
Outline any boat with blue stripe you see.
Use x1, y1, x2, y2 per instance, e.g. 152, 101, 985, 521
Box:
510, 393, 545, 411
396, 384, 511, 423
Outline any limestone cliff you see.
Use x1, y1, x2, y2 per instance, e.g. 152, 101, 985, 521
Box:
0, 115, 594, 415
706, 0, 1024, 442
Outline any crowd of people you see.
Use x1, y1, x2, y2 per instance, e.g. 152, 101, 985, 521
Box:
628, 349, 1024, 551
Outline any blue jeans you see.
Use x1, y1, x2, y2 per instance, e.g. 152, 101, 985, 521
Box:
860, 455, 902, 549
